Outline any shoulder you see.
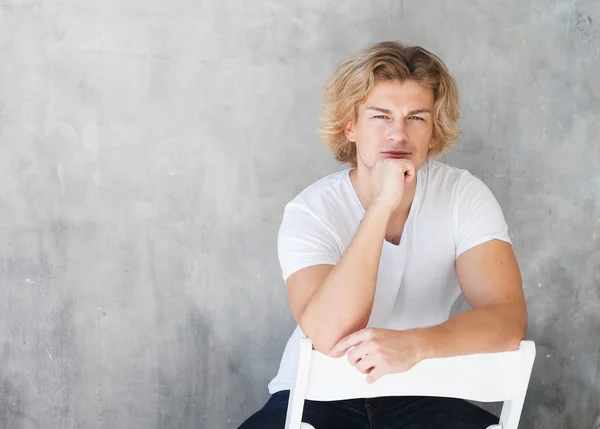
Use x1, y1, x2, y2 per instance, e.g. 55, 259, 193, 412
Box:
285, 168, 354, 216
424, 160, 491, 201
424, 160, 475, 189
279, 168, 359, 251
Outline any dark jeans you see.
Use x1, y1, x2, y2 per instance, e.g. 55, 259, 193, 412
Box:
239, 390, 499, 429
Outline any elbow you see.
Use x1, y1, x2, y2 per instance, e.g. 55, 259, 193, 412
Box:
506, 333, 524, 351
311, 337, 338, 355
298, 317, 340, 355
507, 312, 528, 351
297, 303, 371, 355
298, 313, 352, 355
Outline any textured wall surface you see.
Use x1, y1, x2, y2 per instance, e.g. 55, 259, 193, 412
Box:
1, 1, 599, 428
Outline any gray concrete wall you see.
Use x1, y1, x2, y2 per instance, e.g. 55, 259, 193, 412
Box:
0, 1, 598, 428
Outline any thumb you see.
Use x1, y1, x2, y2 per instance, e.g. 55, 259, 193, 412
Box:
403, 168, 416, 183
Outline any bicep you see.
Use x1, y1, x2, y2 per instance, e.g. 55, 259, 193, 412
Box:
277, 204, 340, 323
455, 239, 525, 313
286, 264, 334, 324
453, 174, 524, 312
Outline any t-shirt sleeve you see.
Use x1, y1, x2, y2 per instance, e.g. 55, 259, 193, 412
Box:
277, 202, 341, 282
454, 173, 512, 258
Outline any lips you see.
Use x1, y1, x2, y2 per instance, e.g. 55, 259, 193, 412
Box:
382, 151, 411, 158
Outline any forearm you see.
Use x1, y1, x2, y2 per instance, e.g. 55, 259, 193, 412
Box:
301, 204, 391, 353
416, 304, 528, 360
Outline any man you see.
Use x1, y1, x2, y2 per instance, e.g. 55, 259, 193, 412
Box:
239, 41, 527, 429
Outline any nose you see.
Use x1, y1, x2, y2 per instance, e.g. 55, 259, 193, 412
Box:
386, 119, 409, 144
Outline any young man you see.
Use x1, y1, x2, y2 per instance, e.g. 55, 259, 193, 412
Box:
239, 41, 527, 429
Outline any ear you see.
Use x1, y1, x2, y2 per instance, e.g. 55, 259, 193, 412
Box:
428, 136, 436, 150
344, 121, 356, 142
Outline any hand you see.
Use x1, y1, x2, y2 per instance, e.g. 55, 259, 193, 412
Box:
369, 158, 416, 213
328, 328, 424, 383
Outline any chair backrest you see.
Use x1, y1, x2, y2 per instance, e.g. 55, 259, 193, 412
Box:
285, 337, 536, 429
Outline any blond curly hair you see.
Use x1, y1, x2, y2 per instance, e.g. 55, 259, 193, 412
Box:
320, 41, 461, 166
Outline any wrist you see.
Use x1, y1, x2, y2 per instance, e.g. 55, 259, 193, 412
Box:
366, 200, 395, 218
411, 327, 439, 361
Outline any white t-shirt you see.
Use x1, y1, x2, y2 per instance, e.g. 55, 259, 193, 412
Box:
267, 159, 511, 394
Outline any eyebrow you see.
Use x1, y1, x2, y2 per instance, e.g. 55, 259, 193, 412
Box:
365, 106, 432, 115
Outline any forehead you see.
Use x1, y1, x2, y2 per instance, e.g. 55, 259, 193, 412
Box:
363, 80, 434, 108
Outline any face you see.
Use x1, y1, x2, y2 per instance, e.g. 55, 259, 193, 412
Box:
345, 79, 435, 172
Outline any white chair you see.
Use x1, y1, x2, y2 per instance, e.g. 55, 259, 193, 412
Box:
284, 337, 536, 429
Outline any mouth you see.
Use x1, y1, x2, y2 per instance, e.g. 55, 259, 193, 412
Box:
382, 151, 411, 159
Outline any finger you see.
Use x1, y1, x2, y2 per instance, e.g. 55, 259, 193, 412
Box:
329, 329, 369, 357
366, 366, 386, 384
403, 163, 416, 183
347, 341, 372, 366
329, 332, 363, 358
355, 354, 378, 374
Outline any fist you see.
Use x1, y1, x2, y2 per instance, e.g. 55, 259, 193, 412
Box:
369, 158, 416, 212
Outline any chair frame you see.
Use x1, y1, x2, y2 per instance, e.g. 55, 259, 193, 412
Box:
284, 337, 536, 429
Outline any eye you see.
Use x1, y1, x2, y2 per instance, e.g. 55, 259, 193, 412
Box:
408, 116, 425, 121
373, 115, 389, 120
